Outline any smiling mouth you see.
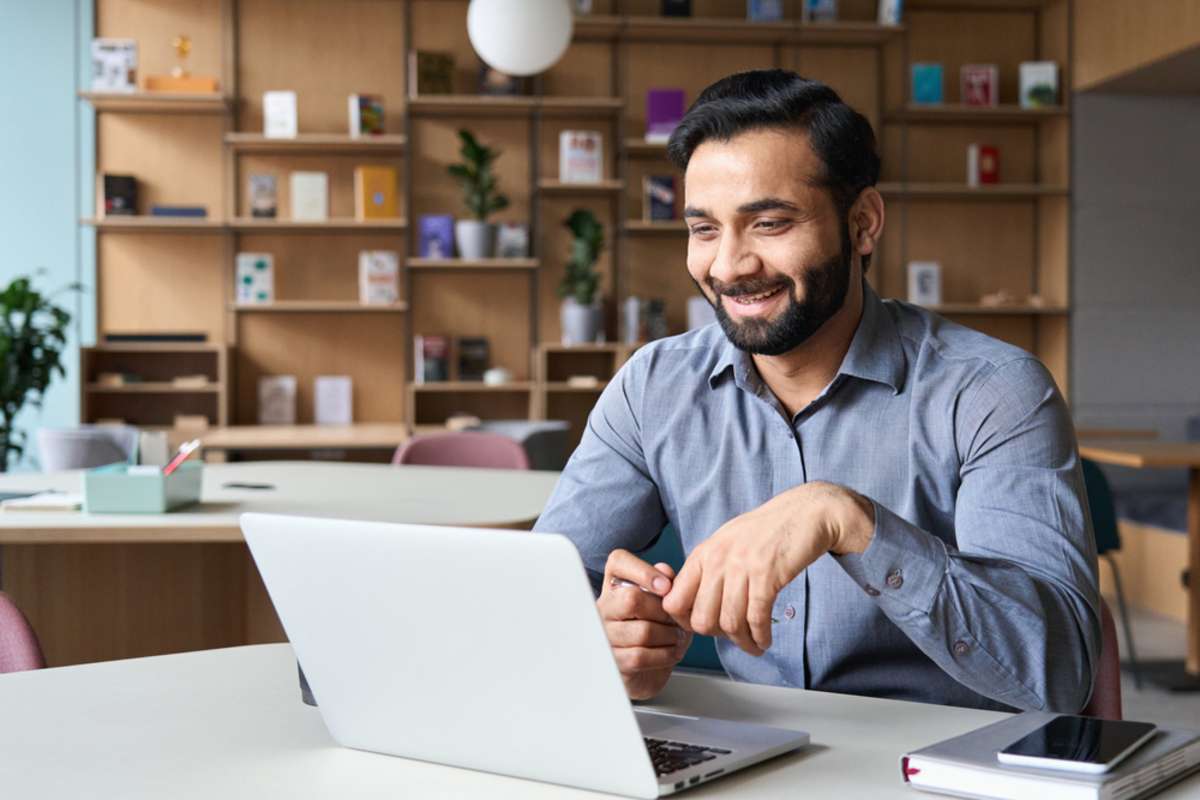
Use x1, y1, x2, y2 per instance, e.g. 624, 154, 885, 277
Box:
728, 284, 787, 305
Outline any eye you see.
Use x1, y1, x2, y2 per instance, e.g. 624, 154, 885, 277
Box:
688, 224, 717, 237
754, 219, 789, 231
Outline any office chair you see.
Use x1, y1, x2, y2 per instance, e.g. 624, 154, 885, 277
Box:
1083, 599, 1123, 720
0, 592, 45, 674
1080, 458, 1143, 688
392, 430, 530, 470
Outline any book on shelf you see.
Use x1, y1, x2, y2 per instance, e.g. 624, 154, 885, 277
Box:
235, 252, 275, 305
348, 93, 384, 137
1019, 61, 1059, 108
643, 175, 677, 222
171, 375, 210, 389
418, 214, 455, 259
961, 64, 999, 107
661, 0, 691, 16
645, 89, 685, 143
877, 0, 902, 25
559, 130, 604, 183
409, 51, 455, 97
966, 144, 999, 187
358, 250, 400, 305
457, 337, 491, 381
289, 171, 328, 221
747, 0, 784, 22
911, 63, 944, 105
314, 376, 353, 425
249, 174, 277, 218
478, 61, 525, 96
103, 332, 208, 344
258, 375, 297, 425
907, 261, 942, 306
91, 38, 137, 93
102, 174, 138, 216
353, 165, 398, 221
802, 0, 838, 22
414, 335, 450, 384
263, 90, 298, 138
150, 205, 206, 218
496, 224, 529, 258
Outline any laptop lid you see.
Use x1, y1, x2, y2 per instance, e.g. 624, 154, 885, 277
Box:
241, 513, 660, 799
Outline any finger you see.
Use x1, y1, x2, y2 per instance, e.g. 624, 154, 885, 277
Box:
604, 549, 672, 596
599, 583, 676, 625
663, 559, 702, 631
613, 645, 684, 674
604, 619, 687, 649
721, 572, 761, 656
747, 577, 776, 652
653, 562, 677, 580
690, 571, 724, 637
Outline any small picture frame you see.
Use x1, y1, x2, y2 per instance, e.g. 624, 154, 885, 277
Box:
907, 261, 942, 307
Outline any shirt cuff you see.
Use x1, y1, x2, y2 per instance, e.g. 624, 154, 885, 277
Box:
835, 500, 948, 614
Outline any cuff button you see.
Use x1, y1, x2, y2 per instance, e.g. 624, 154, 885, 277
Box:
886, 569, 904, 590
953, 640, 971, 657
864, 584, 881, 597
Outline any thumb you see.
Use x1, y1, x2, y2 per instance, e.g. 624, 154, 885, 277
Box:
653, 562, 677, 580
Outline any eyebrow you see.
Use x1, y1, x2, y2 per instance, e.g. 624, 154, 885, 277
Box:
683, 197, 802, 219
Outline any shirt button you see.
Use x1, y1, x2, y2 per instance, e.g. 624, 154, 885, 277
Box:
783, 605, 796, 620
864, 584, 880, 597
886, 569, 904, 590
953, 640, 971, 657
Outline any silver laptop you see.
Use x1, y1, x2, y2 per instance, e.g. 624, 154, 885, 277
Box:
241, 513, 808, 798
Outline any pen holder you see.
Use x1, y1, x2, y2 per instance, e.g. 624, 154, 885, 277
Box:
82, 461, 204, 514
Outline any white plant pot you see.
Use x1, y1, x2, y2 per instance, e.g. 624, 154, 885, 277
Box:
561, 297, 603, 345
455, 220, 496, 259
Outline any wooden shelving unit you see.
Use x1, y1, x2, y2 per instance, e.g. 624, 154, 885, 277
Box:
224, 133, 408, 152
81, 345, 229, 428
406, 258, 539, 271
229, 301, 409, 314
538, 179, 625, 195
79, 91, 231, 113
82, 216, 226, 232
227, 218, 407, 232
885, 103, 1069, 123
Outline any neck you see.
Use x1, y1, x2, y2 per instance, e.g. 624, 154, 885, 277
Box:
751, 277, 866, 419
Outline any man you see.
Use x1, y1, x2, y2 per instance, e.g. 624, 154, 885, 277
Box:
533, 70, 1099, 713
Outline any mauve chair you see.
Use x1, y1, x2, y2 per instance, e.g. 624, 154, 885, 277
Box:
1082, 598, 1123, 720
392, 430, 531, 470
0, 592, 45, 674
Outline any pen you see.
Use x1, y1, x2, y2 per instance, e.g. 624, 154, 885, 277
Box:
610, 577, 779, 623
162, 438, 201, 476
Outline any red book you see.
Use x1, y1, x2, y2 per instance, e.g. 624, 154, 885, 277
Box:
960, 64, 998, 107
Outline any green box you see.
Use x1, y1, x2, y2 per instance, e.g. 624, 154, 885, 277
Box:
83, 461, 204, 514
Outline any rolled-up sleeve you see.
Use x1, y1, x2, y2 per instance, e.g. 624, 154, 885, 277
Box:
837, 357, 1101, 712
533, 352, 668, 593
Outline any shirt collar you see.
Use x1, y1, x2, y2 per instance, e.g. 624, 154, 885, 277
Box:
707, 281, 906, 395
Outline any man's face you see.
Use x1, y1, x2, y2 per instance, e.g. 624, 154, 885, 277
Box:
683, 128, 852, 356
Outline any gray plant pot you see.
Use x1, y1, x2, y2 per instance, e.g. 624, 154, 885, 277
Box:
455, 220, 496, 259
561, 297, 604, 345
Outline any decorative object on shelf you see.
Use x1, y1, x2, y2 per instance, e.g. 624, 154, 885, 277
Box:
496, 223, 529, 258
150, 204, 206, 218
1019, 61, 1059, 108
90, 38, 137, 92
347, 93, 384, 137
979, 289, 1017, 307
559, 130, 604, 183
911, 63, 944, 105
353, 165, 398, 221
478, 61, 526, 96
747, 0, 784, 22
906, 261, 942, 306
966, 144, 999, 187
687, 296, 717, 330
263, 90, 298, 139
358, 251, 400, 305
418, 214, 455, 259
645, 89, 686, 143
257, 375, 297, 425
289, 171, 328, 221
235, 253, 274, 305
102, 174, 138, 216
171, 375, 209, 389
960, 64, 998, 107
643, 175, 677, 222
483, 367, 512, 386
408, 51, 455, 96
144, 34, 219, 93
445, 413, 483, 431
573, 0, 593, 14
559, 209, 605, 345
314, 376, 353, 425
249, 174, 277, 218
877, 0, 902, 25
802, 0, 838, 22
661, 0, 692, 16
646, 299, 669, 340
621, 296, 646, 345
0, 274, 76, 471
448, 129, 509, 259
468, 0, 573, 77
566, 374, 600, 388
414, 335, 450, 384
457, 337, 491, 381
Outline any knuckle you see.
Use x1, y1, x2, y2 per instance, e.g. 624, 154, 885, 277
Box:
692, 612, 717, 636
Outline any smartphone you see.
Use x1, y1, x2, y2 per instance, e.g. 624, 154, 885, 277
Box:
997, 715, 1157, 774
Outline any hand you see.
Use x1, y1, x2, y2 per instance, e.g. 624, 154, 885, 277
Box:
598, 549, 693, 701
662, 482, 875, 656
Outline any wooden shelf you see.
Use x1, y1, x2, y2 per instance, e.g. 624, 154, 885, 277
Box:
82, 217, 225, 233
544, 381, 609, 393
623, 139, 669, 157
410, 382, 534, 392
623, 220, 687, 234
406, 258, 539, 271
572, 15, 624, 40
224, 133, 408, 153
86, 382, 222, 394
539, 342, 631, 353
228, 217, 407, 232
229, 301, 408, 314
926, 303, 1070, 316
619, 16, 901, 45
79, 91, 231, 113
877, 183, 1069, 199
885, 103, 1069, 123
91, 342, 220, 353
539, 96, 624, 117
538, 179, 625, 194
906, 0, 1047, 9
407, 95, 623, 117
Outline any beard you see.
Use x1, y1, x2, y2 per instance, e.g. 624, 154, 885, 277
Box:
703, 230, 852, 357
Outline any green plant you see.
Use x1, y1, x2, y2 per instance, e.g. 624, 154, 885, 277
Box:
558, 209, 605, 306
447, 129, 510, 222
0, 274, 76, 471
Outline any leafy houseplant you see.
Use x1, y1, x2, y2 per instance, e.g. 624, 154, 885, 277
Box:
558, 209, 605, 345
447, 129, 509, 259
0, 275, 74, 472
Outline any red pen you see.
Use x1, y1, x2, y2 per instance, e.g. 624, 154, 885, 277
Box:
162, 439, 201, 476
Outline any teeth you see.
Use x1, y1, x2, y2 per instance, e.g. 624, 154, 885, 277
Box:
735, 286, 782, 304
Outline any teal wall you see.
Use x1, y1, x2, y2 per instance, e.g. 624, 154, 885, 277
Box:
0, 1, 94, 470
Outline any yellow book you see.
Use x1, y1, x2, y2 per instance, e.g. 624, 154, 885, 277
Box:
354, 165, 398, 221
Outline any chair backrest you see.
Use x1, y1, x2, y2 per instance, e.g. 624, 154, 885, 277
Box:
1081, 457, 1122, 555
37, 425, 139, 472
392, 430, 531, 470
1082, 598, 1123, 720
0, 592, 45, 674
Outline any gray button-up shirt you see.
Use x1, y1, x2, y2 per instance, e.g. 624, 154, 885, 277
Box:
533, 283, 1100, 713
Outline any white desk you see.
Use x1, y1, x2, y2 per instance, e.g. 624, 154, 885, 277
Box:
1, 644, 1195, 799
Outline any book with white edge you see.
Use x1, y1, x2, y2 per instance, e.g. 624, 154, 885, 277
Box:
235, 252, 274, 305
877, 0, 902, 25
289, 171, 328, 221
358, 250, 400, 305
91, 38, 137, 92
559, 130, 604, 183
903, 711, 1200, 800
1019, 61, 1059, 108
258, 375, 297, 425
263, 90, 298, 138
0, 492, 83, 512
314, 376, 353, 425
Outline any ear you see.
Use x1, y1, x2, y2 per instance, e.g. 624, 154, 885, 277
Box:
849, 187, 885, 257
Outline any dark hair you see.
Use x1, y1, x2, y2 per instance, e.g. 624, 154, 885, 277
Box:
666, 69, 880, 269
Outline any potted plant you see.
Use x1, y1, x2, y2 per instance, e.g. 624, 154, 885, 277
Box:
0, 275, 75, 472
447, 129, 509, 259
558, 209, 605, 345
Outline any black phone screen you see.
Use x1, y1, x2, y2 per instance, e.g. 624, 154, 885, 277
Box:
1000, 716, 1157, 765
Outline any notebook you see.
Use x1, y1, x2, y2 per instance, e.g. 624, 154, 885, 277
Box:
903, 711, 1200, 800
0, 492, 83, 512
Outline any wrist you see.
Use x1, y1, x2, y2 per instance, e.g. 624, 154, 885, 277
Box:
828, 487, 875, 555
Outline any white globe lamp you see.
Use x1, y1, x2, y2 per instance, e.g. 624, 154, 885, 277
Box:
467, 0, 574, 77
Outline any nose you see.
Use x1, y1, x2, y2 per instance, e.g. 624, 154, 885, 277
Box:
705, 228, 762, 287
